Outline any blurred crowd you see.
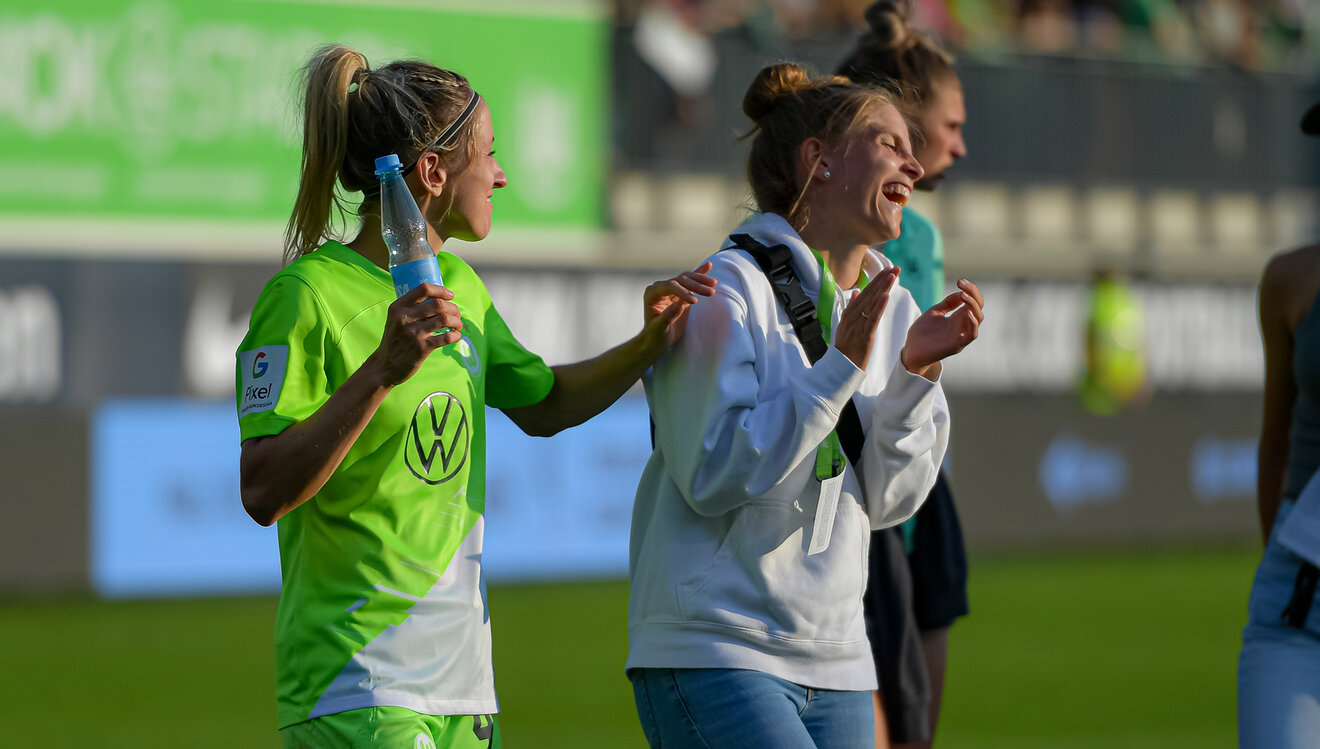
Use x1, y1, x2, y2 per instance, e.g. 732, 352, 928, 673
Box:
616, 0, 1318, 72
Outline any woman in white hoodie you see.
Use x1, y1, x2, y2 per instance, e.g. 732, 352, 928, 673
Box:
626, 63, 984, 748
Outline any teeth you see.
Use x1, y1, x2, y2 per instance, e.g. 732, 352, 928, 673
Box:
882, 183, 910, 206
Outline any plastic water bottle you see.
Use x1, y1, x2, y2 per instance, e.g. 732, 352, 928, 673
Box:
375, 154, 444, 298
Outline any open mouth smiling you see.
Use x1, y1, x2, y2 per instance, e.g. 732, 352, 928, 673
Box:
882, 183, 911, 206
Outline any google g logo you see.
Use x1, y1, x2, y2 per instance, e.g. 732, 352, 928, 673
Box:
252, 351, 269, 378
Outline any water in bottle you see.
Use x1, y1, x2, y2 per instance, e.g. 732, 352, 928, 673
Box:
375, 154, 444, 298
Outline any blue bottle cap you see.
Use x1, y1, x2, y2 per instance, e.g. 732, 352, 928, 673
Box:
374, 154, 402, 177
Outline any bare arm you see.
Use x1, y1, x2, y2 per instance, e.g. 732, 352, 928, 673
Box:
240, 363, 393, 526
502, 264, 716, 437
239, 283, 463, 526
1258, 256, 1298, 544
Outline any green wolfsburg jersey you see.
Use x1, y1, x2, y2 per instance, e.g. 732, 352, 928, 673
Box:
235, 241, 554, 728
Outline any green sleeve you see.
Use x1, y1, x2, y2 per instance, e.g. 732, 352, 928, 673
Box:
482, 300, 555, 410
235, 274, 333, 442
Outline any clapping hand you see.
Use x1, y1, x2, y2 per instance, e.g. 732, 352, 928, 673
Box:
901, 279, 985, 381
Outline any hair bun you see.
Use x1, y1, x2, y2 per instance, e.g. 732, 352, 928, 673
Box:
863, 0, 911, 50
742, 63, 812, 123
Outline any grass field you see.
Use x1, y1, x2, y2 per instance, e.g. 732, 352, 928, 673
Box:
0, 545, 1256, 748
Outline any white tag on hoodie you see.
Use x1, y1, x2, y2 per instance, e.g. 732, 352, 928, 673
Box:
808, 474, 843, 555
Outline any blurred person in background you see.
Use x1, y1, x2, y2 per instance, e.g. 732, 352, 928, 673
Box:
631, 0, 718, 135
1078, 267, 1150, 416
1015, 0, 1081, 50
836, 2, 970, 745
1192, 0, 1261, 68
235, 44, 714, 748
1237, 100, 1320, 749
627, 62, 983, 748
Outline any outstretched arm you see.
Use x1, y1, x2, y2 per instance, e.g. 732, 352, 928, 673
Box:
502, 264, 716, 437
1258, 254, 1299, 543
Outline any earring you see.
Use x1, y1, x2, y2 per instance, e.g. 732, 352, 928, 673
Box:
823, 171, 831, 179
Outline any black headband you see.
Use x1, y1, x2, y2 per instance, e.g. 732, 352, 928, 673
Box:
427, 90, 482, 153
361, 90, 483, 199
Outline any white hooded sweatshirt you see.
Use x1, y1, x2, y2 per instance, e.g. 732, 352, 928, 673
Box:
626, 212, 950, 691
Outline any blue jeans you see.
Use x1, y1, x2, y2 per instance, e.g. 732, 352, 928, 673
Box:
1238, 501, 1320, 748
630, 668, 873, 749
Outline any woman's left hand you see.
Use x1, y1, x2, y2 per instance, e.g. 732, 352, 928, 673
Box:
901, 278, 985, 380
642, 261, 718, 348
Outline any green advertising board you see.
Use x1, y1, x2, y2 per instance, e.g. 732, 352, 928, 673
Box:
0, 0, 606, 259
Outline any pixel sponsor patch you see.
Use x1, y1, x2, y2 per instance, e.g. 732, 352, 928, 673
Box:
238, 345, 288, 417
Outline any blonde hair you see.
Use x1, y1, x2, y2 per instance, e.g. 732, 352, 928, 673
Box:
742, 62, 898, 233
284, 44, 481, 265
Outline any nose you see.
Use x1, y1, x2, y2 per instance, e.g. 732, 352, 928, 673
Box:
493, 159, 508, 189
904, 154, 924, 183
951, 132, 967, 159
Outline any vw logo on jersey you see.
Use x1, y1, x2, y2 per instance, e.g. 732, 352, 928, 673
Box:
405, 391, 470, 485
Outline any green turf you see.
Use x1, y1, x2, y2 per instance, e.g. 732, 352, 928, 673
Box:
935, 546, 1254, 749
0, 545, 1257, 748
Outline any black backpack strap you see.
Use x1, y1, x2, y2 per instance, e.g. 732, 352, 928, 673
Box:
729, 234, 829, 363
1283, 561, 1320, 629
726, 233, 866, 469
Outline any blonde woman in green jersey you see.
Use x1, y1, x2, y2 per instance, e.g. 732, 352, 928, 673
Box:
235, 44, 714, 749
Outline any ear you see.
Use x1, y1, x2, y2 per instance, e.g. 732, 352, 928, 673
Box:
799, 137, 832, 183
414, 151, 448, 197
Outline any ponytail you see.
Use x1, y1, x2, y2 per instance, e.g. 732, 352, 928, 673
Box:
283, 45, 479, 265
285, 45, 368, 266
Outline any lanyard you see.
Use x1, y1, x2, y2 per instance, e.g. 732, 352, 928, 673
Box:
810, 249, 868, 480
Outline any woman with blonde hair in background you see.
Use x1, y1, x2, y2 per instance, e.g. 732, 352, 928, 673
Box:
626, 62, 983, 748
236, 44, 714, 748
837, 2, 970, 744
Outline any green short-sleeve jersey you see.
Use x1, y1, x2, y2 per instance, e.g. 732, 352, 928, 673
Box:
883, 206, 944, 313
235, 241, 554, 728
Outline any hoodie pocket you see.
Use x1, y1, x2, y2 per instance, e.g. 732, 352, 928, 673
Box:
675, 496, 868, 643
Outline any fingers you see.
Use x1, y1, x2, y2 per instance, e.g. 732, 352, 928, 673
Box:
647, 280, 702, 306
927, 290, 963, 315
398, 296, 462, 331
660, 299, 686, 322
856, 270, 897, 321
389, 286, 463, 350
688, 261, 717, 292
428, 328, 464, 348
925, 279, 985, 323
956, 278, 984, 310
955, 279, 985, 324
398, 282, 454, 305
680, 271, 718, 296
648, 267, 718, 307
